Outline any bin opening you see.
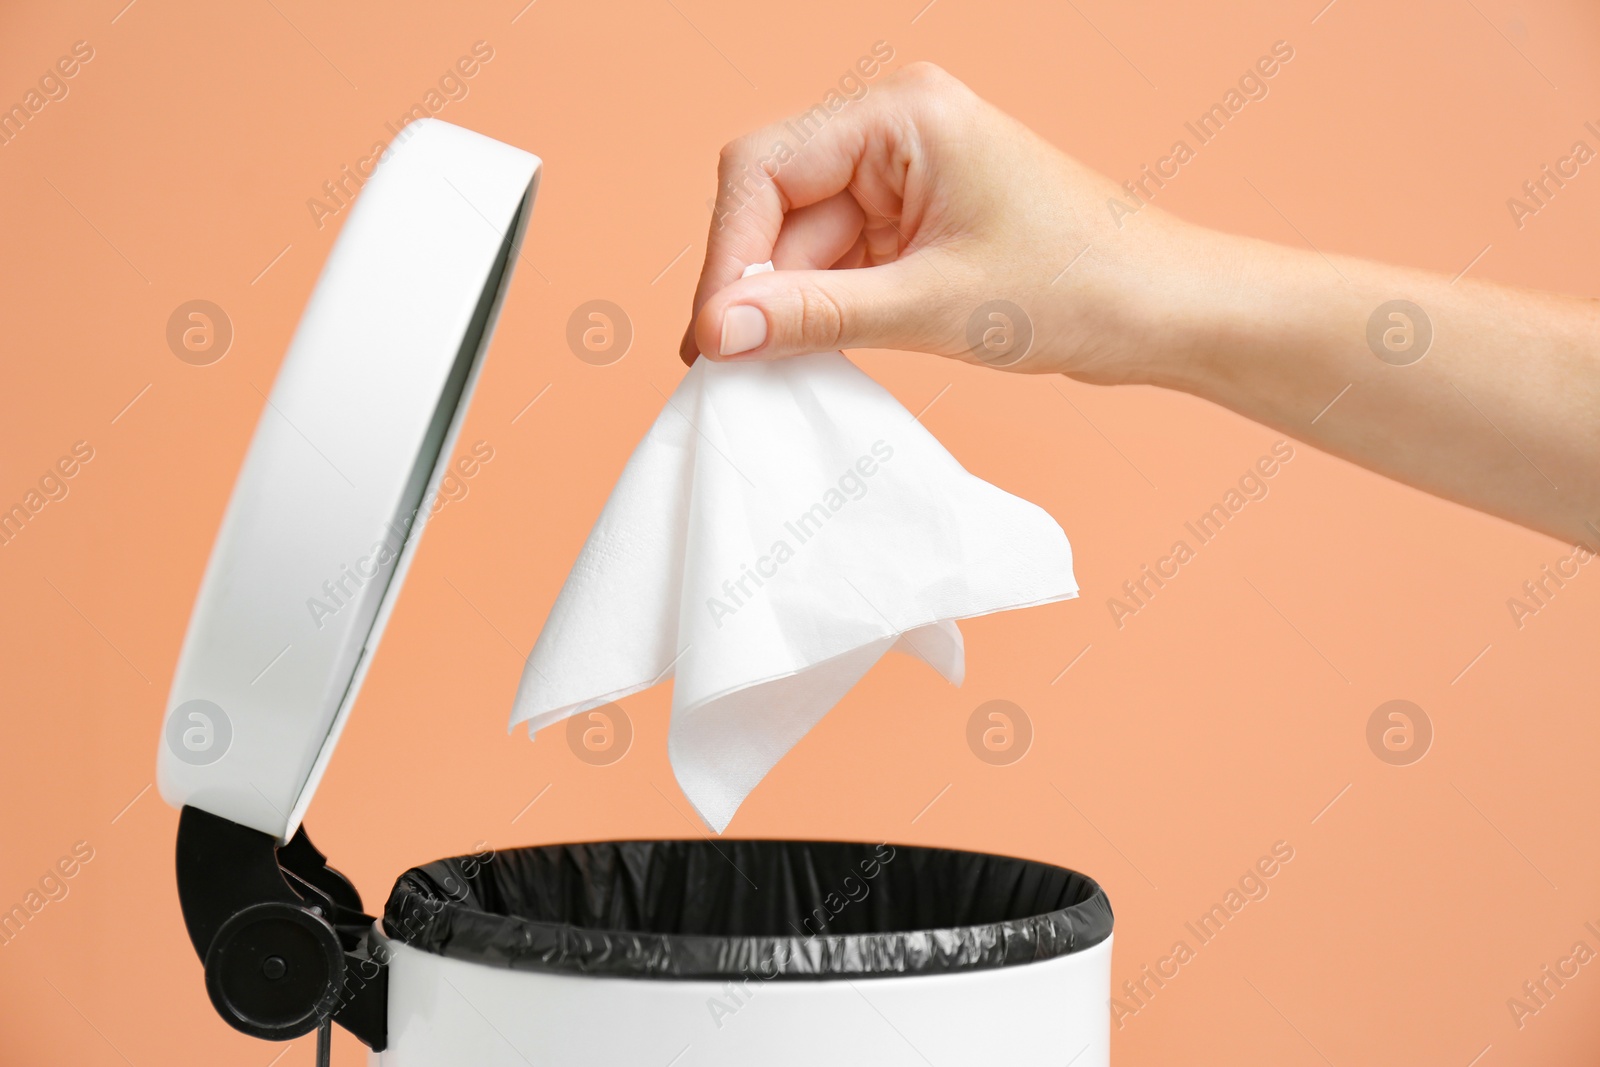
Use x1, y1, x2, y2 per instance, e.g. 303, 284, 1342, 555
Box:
384, 840, 1112, 979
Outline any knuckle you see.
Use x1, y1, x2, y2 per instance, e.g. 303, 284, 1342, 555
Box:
897, 60, 950, 86
716, 133, 782, 210
716, 136, 754, 175
796, 286, 847, 350
895, 61, 967, 103
885, 62, 974, 134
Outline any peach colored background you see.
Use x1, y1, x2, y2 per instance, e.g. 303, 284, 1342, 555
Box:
2, 0, 1598, 1063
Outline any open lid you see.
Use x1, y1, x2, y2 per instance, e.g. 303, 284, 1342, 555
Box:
158, 119, 541, 842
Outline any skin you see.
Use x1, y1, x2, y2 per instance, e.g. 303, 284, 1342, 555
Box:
679, 62, 1600, 550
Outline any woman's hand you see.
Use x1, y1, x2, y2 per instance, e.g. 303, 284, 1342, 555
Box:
679, 61, 1223, 385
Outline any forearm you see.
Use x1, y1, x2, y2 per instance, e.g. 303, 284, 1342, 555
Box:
1153, 233, 1600, 548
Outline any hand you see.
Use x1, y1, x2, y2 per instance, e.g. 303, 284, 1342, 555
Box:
678, 61, 1222, 385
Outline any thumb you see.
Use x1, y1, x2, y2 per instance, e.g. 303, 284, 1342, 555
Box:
690, 259, 953, 362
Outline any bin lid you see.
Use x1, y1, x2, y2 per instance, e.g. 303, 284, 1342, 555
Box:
158, 119, 542, 842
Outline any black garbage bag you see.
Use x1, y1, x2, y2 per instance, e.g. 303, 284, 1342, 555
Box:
384, 840, 1112, 979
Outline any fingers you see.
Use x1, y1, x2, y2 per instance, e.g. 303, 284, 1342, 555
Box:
770, 192, 867, 272
679, 69, 944, 363
677, 190, 880, 364
678, 194, 864, 364
690, 257, 952, 361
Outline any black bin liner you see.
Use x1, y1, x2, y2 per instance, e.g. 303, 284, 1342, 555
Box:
384, 840, 1112, 979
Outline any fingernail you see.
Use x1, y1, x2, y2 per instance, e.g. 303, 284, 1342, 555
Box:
719, 305, 767, 357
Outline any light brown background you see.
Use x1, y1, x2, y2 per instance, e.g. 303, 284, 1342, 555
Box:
2, 0, 1598, 1063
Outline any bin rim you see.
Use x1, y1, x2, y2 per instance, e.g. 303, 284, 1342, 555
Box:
382, 837, 1113, 980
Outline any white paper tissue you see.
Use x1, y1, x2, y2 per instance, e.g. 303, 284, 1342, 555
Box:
511, 265, 1077, 831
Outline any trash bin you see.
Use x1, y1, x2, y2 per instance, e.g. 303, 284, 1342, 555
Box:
380, 840, 1112, 1064
158, 118, 1114, 1064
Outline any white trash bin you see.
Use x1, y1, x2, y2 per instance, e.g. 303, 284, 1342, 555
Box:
158, 118, 1114, 1065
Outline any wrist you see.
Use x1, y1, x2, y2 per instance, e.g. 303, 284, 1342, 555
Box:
1136, 228, 1323, 398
